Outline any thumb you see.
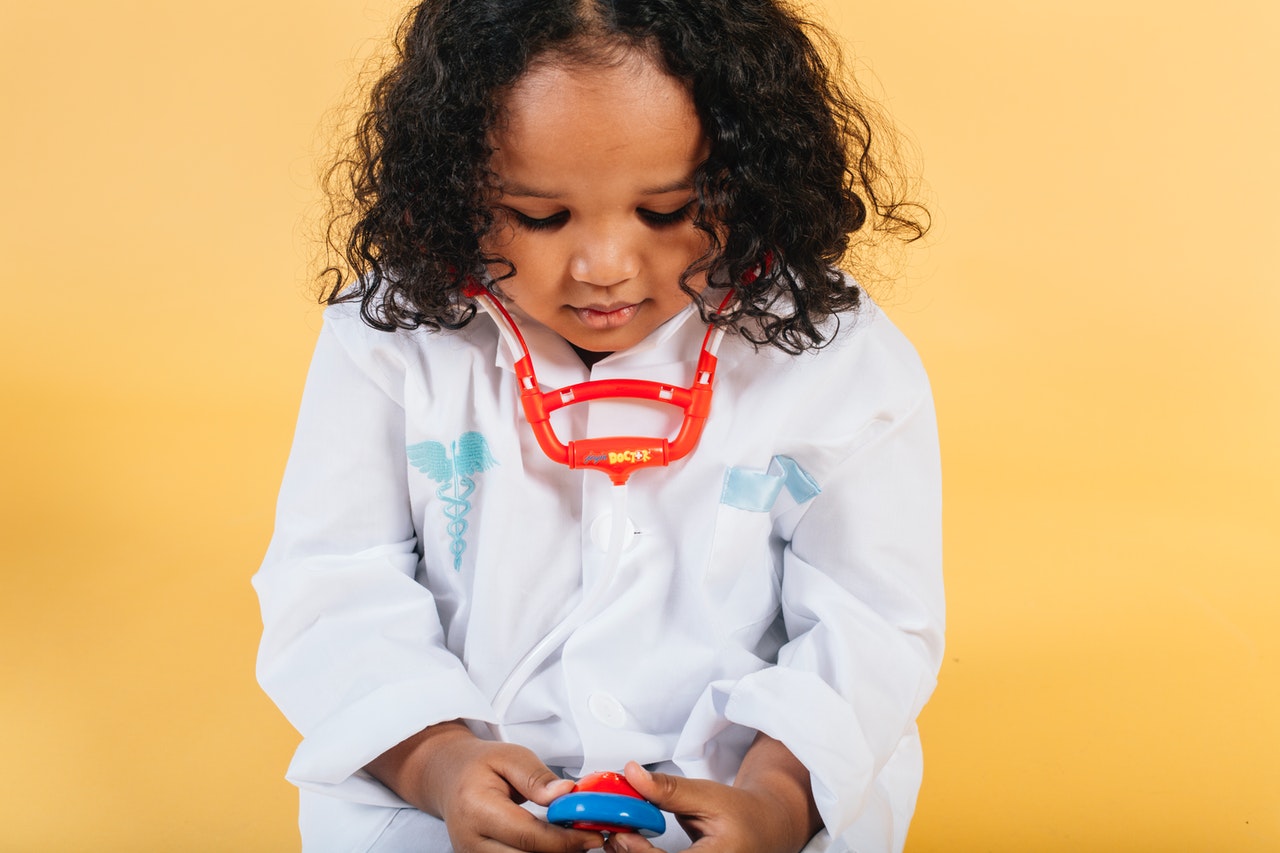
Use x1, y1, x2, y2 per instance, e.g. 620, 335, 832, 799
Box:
498, 751, 576, 806
622, 761, 708, 815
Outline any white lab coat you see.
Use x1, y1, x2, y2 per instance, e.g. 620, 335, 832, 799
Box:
254, 288, 944, 853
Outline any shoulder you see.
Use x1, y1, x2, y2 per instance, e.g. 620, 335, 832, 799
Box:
826, 298, 933, 411
709, 284, 934, 474
727, 285, 931, 414
317, 300, 499, 395
713, 290, 937, 495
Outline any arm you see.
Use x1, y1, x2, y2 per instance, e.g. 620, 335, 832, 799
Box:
672, 320, 944, 844
730, 384, 944, 838
253, 314, 497, 802
255, 314, 606, 851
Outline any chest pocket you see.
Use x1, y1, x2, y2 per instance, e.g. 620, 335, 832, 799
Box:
703, 456, 821, 643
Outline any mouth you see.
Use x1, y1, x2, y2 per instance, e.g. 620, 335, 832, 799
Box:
573, 302, 640, 330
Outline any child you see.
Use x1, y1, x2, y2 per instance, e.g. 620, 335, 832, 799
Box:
253, 1, 942, 851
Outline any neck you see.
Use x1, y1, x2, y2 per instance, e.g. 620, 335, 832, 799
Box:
570, 343, 613, 368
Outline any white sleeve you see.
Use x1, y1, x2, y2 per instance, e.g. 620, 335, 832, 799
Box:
252, 314, 497, 806
722, 385, 944, 838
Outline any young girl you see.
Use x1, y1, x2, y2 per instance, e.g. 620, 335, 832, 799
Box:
254, 1, 942, 851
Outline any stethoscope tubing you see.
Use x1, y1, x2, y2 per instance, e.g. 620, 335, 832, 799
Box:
465, 280, 731, 485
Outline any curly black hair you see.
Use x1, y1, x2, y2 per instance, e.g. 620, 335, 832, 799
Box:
321, 0, 927, 353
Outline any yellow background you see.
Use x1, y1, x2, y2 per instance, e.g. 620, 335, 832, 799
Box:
1, 1, 1276, 850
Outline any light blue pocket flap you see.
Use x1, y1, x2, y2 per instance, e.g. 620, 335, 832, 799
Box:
773, 455, 821, 504
721, 455, 821, 511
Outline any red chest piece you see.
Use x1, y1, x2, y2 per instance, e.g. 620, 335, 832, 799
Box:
545, 770, 666, 837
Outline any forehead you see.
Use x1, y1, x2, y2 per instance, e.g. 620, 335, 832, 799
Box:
489, 51, 706, 195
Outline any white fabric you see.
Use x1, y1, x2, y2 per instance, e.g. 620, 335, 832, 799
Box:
254, 289, 944, 852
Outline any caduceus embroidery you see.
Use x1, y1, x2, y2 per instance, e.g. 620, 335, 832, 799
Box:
407, 432, 499, 571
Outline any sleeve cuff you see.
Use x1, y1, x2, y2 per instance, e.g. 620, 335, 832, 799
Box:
286, 676, 498, 804
727, 667, 876, 838
675, 667, 878, 840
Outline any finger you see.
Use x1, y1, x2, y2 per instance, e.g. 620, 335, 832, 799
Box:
621, 761, 710, 816
491, 748, 578, 806
449, 773, 602, 853
605, 831, 659, 853
604, 834, 652, 853
481, 810, 605, 853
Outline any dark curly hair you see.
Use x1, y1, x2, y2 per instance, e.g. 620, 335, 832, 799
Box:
321, 0, 927, 353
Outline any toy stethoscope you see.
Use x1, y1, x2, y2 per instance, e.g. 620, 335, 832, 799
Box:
461, 277, 747, 486
463, 264, 761, 718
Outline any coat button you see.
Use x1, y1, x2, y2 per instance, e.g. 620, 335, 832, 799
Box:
590, 514, 637, 552
588, 691, 628, 728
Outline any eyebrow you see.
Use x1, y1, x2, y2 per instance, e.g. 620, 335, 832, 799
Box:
500, 177, 695, 199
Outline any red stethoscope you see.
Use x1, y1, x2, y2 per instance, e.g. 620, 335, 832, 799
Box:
462, 265, 761, 485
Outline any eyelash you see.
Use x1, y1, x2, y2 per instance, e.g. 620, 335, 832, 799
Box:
640, 202, 695, 227
507, 202, 695, 232
509, 210, 568, 232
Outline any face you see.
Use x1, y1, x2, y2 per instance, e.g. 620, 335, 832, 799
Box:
482, 50, 711, 354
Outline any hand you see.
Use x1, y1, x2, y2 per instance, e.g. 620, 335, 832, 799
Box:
604, 734, 821, 853
603, 757, 817, 853
430, 735, 607, 852
366, 721, 604, 853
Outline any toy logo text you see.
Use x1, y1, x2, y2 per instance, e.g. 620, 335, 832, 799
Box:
583, 449, 654, 466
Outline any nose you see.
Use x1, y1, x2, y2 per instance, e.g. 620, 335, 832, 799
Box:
569, 228, 640, 288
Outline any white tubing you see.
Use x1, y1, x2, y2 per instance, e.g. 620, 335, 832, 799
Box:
491, 483, 630, 717
707, 326, 727, 357
477, 293, 527, 361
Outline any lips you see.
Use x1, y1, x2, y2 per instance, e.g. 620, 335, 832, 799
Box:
574, 303, 640, 330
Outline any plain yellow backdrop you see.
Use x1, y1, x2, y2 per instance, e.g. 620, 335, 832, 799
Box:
1, 1, 1276, 850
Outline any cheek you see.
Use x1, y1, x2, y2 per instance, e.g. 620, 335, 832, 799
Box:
665, 226, 712, 270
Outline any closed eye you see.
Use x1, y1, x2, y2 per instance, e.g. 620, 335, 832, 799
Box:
638, 201, 695, 228
504, 201, 694, 232
507, 208, 569, 232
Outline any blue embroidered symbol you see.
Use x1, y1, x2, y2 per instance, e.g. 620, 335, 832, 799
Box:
407, 432, 498, 571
